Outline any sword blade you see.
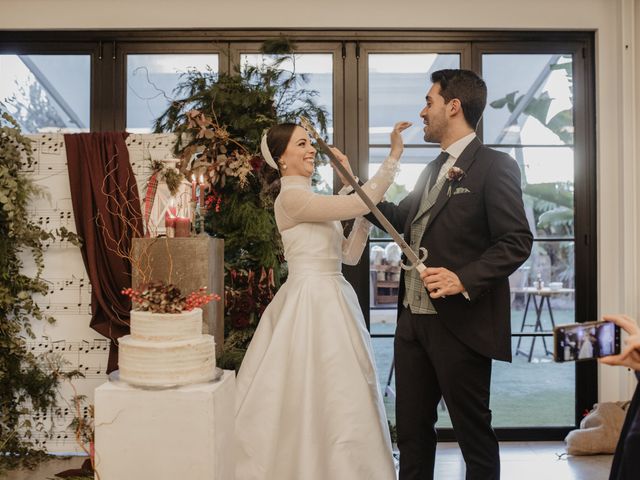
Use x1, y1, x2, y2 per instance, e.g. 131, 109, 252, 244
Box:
300, 117, 425, 271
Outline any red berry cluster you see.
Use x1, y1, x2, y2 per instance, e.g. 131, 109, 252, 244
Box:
184, 287, 221, 311
121, 287, 144, 304
206, 191, 222, 213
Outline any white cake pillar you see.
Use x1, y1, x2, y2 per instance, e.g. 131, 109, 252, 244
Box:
94, 370, 235, 480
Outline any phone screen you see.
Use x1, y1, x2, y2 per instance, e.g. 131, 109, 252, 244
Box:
554, 321, 621, 362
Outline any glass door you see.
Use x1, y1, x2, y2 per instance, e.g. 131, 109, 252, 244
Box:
354, 41, 594, 435
482, 51, 577, 427
357, 43, 468, 427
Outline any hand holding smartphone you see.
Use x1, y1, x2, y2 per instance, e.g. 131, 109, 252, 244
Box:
554, 320, 621, 362
599, 314, 640, 371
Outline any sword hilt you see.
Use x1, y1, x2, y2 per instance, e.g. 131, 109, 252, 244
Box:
401, 247, 428, 272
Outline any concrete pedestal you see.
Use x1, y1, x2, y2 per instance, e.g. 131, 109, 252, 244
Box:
94, 370, 235, 480
131, 237, 225, 354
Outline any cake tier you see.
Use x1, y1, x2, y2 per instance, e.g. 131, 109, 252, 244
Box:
118, 334, 216, 387
129, 308, 202, 340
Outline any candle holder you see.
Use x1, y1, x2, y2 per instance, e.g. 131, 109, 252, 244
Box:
193, 203, 210, 235
164, 197, 178, 238
190, 200, 197, 236
197, 205, 210, 236
198, 177, 206, 209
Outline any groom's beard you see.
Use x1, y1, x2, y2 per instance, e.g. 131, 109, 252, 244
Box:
423, 120, 445, 144
424, 130, 440, 144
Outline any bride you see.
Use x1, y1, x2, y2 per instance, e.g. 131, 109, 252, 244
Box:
235, 120, 411, 479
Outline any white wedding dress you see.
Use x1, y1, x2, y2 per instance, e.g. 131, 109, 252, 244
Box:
235, 155, 400, 480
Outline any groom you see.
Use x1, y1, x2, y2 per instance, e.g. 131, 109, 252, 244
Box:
368, 69, 532, 479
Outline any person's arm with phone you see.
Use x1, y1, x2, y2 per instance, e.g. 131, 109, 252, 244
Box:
599, 314, 640, 480
600, 314, 640, 371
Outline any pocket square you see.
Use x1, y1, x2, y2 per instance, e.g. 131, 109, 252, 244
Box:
453, 187, 471, 195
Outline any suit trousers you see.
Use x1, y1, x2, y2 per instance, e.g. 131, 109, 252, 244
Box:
395, 306, 500, 480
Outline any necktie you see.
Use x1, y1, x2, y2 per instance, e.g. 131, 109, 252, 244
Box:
427, 150, 449, 192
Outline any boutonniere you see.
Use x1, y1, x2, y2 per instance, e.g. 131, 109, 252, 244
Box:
446, 166, 466, 197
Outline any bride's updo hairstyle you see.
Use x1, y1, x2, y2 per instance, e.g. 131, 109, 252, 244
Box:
265, 123, 298, 169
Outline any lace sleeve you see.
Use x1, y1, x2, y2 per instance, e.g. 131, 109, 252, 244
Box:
342, 216, 372, 265
278, 155, 399, 224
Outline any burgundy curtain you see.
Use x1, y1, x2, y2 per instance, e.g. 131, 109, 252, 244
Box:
65, 132, 143, 373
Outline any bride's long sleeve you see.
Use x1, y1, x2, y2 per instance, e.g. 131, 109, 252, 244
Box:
277, 155, 400, 225
341, 216, 372, 265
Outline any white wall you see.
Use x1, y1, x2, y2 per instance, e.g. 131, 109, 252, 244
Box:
600, 0, 640, 402
0, 0, 620, 30
2, 0, 639, 402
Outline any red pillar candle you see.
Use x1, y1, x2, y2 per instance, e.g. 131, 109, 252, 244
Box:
164, 213, 177, 226
175, 217, 191, 237
191, 174, 197, 202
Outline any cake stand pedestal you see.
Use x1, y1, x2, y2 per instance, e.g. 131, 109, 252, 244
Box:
94, 370, 235, 480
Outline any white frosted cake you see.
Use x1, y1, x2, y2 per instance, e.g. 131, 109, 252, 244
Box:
119, 308, 216, 387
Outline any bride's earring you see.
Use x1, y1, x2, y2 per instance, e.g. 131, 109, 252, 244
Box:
280, 162, 288, 170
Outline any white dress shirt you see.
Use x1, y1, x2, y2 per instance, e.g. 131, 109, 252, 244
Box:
435, 131, 477, 181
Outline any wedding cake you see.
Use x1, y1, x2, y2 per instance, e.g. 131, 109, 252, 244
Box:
118, 308, 216, 387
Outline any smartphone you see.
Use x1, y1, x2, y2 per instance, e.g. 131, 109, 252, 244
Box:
553, 321, 621, 362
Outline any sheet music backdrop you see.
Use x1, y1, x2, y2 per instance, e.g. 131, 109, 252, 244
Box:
22, 132, 176, 454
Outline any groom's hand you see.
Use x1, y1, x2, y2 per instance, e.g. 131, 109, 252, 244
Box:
421, 267, 465, 299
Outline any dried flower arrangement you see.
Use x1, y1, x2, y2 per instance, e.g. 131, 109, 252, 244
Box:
121, 281, 220, 314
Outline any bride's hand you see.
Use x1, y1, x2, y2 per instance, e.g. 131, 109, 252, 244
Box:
389, 121, 412, 159
329, 146, 354, 186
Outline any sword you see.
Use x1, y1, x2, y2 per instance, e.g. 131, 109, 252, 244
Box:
299, 116, 427, 273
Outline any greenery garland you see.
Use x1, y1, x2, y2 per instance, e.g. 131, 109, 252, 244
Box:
0, 106, 81, 473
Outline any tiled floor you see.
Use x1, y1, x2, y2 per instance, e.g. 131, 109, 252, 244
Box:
6, 442, 614, 480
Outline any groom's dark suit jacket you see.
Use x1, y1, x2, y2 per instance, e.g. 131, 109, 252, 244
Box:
368, 137, 533, 361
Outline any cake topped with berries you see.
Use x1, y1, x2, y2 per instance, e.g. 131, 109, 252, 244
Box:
118, 282, 220, 387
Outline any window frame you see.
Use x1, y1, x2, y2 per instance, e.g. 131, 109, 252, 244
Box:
0, 41, 100, 130
0, 29, 596, 440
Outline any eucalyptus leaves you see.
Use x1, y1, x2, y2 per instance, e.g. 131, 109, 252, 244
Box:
0, 106, 81, 472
